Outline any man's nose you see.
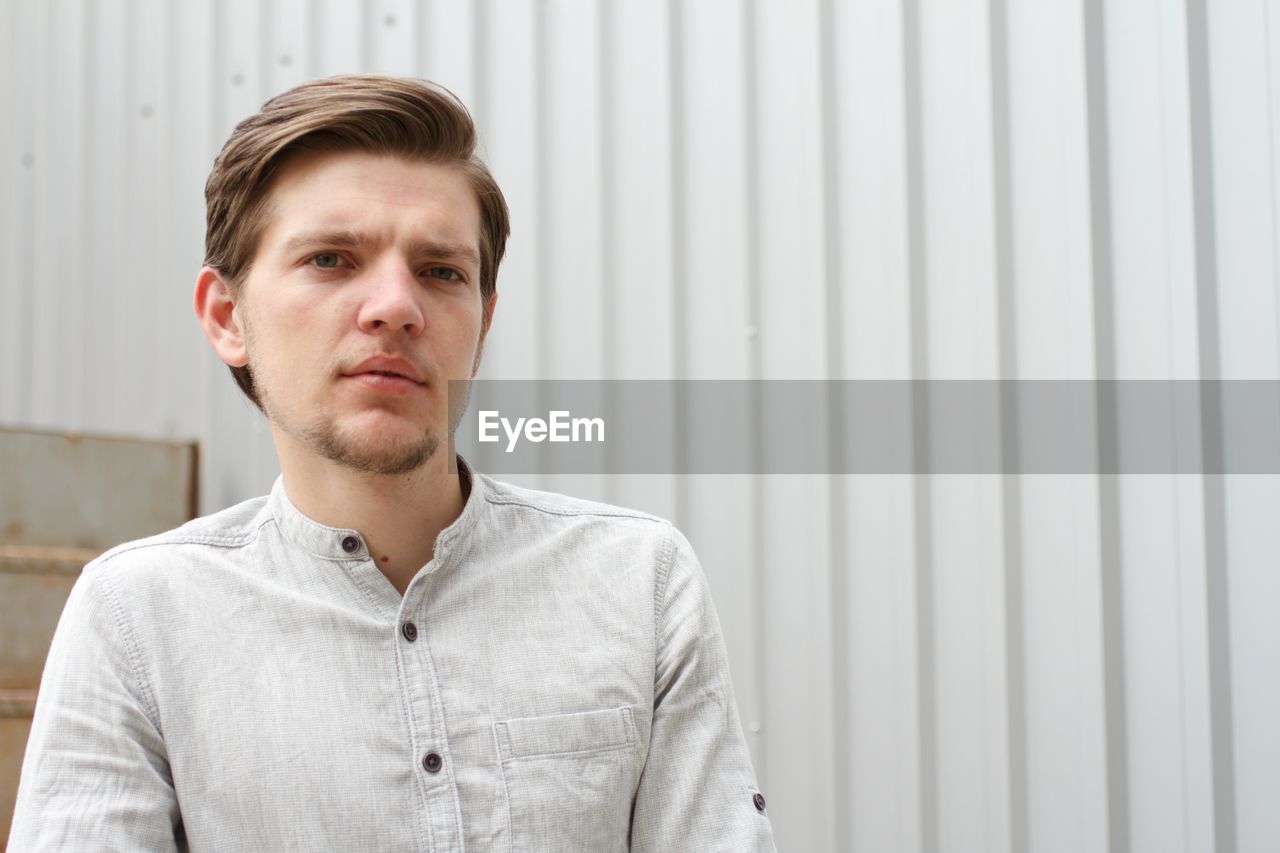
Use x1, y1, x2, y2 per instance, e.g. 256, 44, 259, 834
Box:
356, 260, 425, 336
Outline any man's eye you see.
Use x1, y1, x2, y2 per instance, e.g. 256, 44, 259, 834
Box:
311, 253, 343, 269
427, 266, 463, 282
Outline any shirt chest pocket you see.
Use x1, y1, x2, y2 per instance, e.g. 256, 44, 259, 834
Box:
493, 706, 640, 853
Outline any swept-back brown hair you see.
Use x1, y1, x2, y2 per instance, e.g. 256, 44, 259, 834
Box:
204, 74, 510, 409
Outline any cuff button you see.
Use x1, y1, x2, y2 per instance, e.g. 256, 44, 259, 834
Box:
753, 792, 766, 812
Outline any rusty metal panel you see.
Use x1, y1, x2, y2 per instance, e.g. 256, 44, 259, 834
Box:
0, 426, 197, 846
0, 426, 197, 549
0, 712, 33, 850
0, 552, 86, 691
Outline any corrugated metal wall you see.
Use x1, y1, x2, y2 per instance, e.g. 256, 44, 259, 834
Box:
3, 1, 1279, 851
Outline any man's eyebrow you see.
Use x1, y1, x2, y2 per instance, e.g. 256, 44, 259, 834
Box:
412, 241, 481, 267
280, 229, 370, 254
279, 230, 481, 266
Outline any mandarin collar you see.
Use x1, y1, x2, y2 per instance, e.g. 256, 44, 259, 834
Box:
266, 456, 486, 563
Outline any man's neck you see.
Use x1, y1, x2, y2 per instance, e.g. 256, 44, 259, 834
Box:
278, 449, 466, 596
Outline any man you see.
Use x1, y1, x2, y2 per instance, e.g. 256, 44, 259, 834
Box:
9, 75, 775, 851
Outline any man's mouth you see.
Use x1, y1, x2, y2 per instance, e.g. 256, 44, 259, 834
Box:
343, 356, 428, 396
346, 371, 423, 396
346, 356, 427, 385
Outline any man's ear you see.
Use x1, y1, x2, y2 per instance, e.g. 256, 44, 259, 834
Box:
194, 266, 249, 368
471, 291, 498, 377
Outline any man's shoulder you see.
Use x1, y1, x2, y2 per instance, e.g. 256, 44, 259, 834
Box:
477, 473, 670, 529
471, 474, 691, 592
85, 491, 273, 577
473, 473, 688, 562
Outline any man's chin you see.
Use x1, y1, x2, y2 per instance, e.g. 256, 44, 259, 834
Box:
305, 426, 443, 477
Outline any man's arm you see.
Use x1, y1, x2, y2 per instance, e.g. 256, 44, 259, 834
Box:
630, 528, 777, 852
8, 566, 182, 850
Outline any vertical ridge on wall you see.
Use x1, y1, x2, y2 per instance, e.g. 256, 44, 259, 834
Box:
667, 0, 689, 532
257, 0, 271, 106
901, 1, 938, 850
8, 0, 41, 423
596, 0, 614, 387
0, 0, 18, 422
1082, 1, 1131, 851
100, 0, 128, 433
1185, 1, 1237, 852
594, 0, 615, 507
357, 0, 374, 72
27, 0, 51, 424
70, 0, 91, 431
901, 0, 939, 850
986, 0, 1029, 848
532, 0, 549, 399
470, 0, 486, 126
740, 0, 769, 802
304, 0, 320, 79
160, 0, 187, 440
117, 0, 140, 428
816, 0, 852, 846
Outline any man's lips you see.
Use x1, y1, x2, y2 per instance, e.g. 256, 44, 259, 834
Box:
345, 356, 426, 383
344, 373, 422, 396
342, 356, 427, 395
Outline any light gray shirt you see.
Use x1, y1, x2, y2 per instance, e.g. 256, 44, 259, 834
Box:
9, 464, 775, 852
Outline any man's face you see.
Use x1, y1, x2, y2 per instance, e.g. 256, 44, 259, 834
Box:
231, 150, 491, 476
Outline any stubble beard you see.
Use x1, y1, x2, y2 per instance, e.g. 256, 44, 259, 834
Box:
259, 372, 475, 478
303, 419, 441, 476
242, 309, 482, 477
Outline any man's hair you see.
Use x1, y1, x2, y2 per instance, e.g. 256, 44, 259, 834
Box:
203, 74, 510, 408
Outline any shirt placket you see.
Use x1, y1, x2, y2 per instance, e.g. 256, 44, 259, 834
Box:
395, 572, 467, 853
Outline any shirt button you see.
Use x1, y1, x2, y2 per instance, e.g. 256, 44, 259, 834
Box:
753, 792, 766, 812
423, 752, 443, 773
341, 535, 360, 554
401, 622, 418, 642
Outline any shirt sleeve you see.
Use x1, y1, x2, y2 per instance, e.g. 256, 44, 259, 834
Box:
630, 527, 777, 853
8, 565, 183, 851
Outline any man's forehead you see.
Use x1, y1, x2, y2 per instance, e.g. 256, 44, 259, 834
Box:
260, 150, 482, 244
